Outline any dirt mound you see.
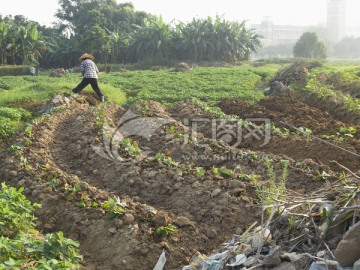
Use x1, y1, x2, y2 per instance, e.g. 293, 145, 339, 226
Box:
271, 61, 311, 87
218, 97, 360, 172
325, 72, 360, 99
1, 93, 359, 269
298, 90, 360, 125
1, 96, 262, 269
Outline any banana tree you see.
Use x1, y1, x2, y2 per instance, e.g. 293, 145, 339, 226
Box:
6, 23, 21, 65
177, 18, 213, 61
0, 22, 8, 65
130, 17, 172, 61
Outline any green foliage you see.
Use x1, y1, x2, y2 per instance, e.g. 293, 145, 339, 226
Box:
239, 172, 261, 182
304, 77, 335, 100
251, 159, 289, 210
0, 66, 30, 76
195, 167, 206, 177
339, 126, 356, 135
287, 216, 297, 234
296, 127, 313, 136
212, 166, 233, 178
119, 66, 265, 106
162, 156, 179, 167
0, 80, 11, 90
293, 32, 327, 59
156, 224, 176, 237
0, 183, 82, 269
121, 138, 142, 158
0, 183, 40, 237
0, 117, 20, 138
0, 107, 31, 121
134, 56, 176, 70
102, 196, 127, 218
303, 73, 360, 114
0, 106, 31, 139
333, 36, 360, 59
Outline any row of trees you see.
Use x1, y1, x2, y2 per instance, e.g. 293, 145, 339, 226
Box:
256, 29, 360, 60
7, 0, 356, 67
0, 18, 44, 66
0, 0, 262, 68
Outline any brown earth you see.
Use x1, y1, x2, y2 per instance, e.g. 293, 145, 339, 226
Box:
218, 96, 360, 172
0, 93, 359, 269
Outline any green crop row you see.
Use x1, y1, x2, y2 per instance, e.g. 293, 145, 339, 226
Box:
0, 183, 82, 269
1, 62, 359, 114
0, 107, 32, 140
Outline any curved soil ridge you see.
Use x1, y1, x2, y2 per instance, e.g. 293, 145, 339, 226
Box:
218, 97, 360, 172
1, 96, 261, 269
0, 95, 353, 269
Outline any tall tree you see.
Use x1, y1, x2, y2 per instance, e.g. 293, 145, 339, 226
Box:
130, 17, 172, 61
293, 32, 327, 59
0, 21, 8, 65
333, 37, 360, 58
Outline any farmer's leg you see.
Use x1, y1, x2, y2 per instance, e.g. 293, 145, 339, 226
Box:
89, 78, 104, 98
72, 78, 90, 93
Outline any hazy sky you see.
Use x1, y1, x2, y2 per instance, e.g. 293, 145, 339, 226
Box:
1, 0, 360, 27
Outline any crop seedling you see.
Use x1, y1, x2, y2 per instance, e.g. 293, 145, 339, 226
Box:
164, 124, 185, 140
287, 216, 297, 235
155, 152, 164, 159
140, 207, 157, 222
121, 138, 142, 158
213, 166, 233, 178
102, 196, 127, 218
251, 159, 289, 213
79, 194, 98, 209
296, 127, 313, 136
239, 172, 261, 182
195, 167, 205, 177
156, 224, 176, 237
162, 156, 179, 167
339, 126, 356, 134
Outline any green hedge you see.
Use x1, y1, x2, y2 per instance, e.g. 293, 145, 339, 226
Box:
0, 65, 31, 76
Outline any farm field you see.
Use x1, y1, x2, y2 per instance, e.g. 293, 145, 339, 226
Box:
0, 60, 360, 269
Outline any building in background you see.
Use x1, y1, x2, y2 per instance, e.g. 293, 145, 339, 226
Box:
327, 0, 347, 42
253, 0, 357, 48
252, 18, 306, 47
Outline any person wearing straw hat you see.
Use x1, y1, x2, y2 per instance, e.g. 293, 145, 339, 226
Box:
72, 53, 105, 102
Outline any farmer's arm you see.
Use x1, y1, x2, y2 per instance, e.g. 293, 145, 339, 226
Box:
81, 62, 85, 76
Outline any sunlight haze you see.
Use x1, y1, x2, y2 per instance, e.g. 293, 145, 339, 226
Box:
1, 0, 360, 27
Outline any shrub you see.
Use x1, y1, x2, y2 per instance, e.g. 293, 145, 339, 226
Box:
0, 80, 11, 90
0, 107, 31, 121
0, 65, 30, 76
0, 117, 19, 138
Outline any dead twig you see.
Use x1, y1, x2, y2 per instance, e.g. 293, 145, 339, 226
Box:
288, 238, 304, 253
324, 242, 335, 260
331, 160, 360, 179
253, 189, 278, 266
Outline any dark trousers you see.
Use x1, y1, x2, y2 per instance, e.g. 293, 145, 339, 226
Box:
72, 78, 103, 98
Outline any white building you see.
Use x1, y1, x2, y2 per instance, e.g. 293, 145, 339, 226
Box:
252, 0, 354, 47
327, 0, 347, 42
252, 18, 307, 47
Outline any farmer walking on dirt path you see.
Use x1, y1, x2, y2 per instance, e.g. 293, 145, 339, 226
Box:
72, 53, 105, 102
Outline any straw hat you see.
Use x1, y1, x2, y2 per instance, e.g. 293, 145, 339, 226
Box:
79, 53, 94, 61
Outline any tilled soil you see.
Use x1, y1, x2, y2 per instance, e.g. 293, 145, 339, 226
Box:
0, 93, 358, 269
218, 96, 360, 172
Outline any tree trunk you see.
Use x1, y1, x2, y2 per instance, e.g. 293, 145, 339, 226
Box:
35, 63, 39, 76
